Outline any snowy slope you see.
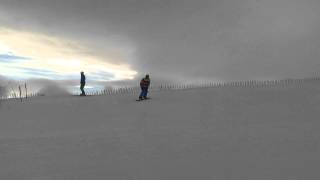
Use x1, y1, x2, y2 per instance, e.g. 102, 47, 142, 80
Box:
1, 83, 320, 180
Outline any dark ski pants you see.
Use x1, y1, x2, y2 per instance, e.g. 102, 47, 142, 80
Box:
80, 83, 86, 96
139, 87, 148, 98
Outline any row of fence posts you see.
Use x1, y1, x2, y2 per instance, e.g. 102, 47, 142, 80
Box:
1, 77, 320, 100
0, 83, 41, 101
73, 76, 320, 97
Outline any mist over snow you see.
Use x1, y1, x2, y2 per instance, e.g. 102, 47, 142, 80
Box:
37, 84, 71, 97
0, 79, 7, 98
0, 86, 7, 98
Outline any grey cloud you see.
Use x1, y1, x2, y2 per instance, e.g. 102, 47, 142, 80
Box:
1, 0, 320, 84
0, 76, 9, 97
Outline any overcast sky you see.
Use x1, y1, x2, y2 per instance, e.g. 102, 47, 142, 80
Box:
1, 0, 320, 90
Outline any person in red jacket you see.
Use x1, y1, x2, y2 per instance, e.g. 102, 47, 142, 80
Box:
139, 74, 150, 100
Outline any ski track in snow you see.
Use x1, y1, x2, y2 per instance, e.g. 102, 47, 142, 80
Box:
0, 83, 320, 180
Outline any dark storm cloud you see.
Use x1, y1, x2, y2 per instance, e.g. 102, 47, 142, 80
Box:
1, 0, 320, 82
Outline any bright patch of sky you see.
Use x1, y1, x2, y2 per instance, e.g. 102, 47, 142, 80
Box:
0, 27, 137, 81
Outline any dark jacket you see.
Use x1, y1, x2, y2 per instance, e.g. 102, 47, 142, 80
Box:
140, 78, 150, 88
81, 74, 86, 84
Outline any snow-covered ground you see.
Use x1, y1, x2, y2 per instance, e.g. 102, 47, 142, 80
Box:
1, 82, 320, 180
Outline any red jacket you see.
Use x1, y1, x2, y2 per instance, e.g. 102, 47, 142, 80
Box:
140, 78, 150, 88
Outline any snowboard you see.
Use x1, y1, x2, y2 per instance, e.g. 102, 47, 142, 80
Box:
136, 97, 151, 101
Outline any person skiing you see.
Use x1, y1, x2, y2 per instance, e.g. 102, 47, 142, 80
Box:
138, 74, 150, 100
80, 71, 86, 96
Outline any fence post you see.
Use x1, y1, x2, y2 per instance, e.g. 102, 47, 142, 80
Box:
24, 82, 28, 99
18, 85, 22, 102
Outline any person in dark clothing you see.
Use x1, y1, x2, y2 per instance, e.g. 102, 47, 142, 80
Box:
80, 71, 86, 96
139, 74, 150, 100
